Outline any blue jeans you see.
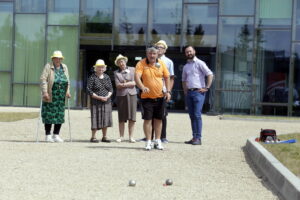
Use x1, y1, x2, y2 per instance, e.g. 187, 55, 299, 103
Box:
186, 91, 206, 140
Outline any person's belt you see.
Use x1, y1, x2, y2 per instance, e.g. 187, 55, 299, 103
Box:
188, 88, 199, 91
143, 97, 164, 102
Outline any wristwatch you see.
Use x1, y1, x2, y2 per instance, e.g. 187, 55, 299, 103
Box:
206, 88, 210, 90
167, 91, 171, 94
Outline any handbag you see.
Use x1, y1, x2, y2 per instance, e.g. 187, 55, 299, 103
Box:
259, 129, 277, 142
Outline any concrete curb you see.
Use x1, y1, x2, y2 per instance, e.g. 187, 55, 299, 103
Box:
220, 116, 300, 123
245, 137, 300, 200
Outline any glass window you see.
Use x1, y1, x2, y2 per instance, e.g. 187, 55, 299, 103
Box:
13, 14, 46, 106
296, 0, 300, 40
259, 0, 292, 28
80, 0, 112, 34
48, 0, 79, 25
115, 0, 147, 45
12, 85, 40, 106
255, 30, 291, 115
0, 2, 13, 71
184, 4, 218, 47
0, 2, 13, 105
220, 0, 254, 15
47, 26, 79, 106
15, 0, 46, 13
14, 14, 45, 83
218, 17, 254, 113
0, 73, 11, 104
150, 0, 182, 46
185, 0, 218, 2
293, 44, 300, 116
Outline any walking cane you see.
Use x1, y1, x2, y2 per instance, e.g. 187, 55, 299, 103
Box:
67, 98, 72, 142
35, 96, 43, 142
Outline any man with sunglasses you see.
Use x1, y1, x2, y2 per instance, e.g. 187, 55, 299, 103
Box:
154, 40, 175, 143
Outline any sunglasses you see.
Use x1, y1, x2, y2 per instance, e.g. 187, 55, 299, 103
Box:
155, 46, 165, 49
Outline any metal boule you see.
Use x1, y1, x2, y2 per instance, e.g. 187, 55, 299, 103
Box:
128, 180, 136, 187
165, 179, 173, 186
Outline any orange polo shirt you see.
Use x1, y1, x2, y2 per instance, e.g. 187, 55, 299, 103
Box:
135, 58, 170, 99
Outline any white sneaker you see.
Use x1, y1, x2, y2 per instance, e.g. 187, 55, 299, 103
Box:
116, 138, 122, 143
145, 140, 152, 150
154, 139, 164, 150
45, 135, 54, 143
52, 135, 64, 143
129, 138, 136, 143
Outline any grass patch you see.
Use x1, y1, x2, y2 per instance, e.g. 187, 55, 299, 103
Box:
262, 133, 300, 178
0, 112, 39, 122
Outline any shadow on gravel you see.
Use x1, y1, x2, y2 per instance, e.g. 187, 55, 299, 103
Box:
0, 140, 41, 143
242, 146, 284, 200
87, 145, 143, 151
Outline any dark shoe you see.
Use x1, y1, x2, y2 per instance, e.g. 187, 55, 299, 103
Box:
139, 137, 147, 142
184, 139, 195, 144
161, 138, 169, 143
192, 139, 202, 145
90, 138, 99, 143
101, 137, 111, 143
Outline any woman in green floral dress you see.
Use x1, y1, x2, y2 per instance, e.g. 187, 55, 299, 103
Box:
40, 51, 71, 142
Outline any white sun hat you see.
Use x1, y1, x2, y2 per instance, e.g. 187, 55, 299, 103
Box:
51, 50, 64, 59
114, 54, 128, 66
93, 59, 107, 67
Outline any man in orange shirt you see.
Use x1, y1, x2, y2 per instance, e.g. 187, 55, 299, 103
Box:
135, 47, 171, 150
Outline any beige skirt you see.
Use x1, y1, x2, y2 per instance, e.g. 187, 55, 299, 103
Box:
116, 94, 137, 123
90, 103, 112, 130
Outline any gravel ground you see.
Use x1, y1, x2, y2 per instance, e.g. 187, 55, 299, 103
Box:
1, 107, 298, 200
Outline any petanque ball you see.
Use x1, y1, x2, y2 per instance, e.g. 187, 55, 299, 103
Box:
128, 180, 136, 187
165, 179, 173, 186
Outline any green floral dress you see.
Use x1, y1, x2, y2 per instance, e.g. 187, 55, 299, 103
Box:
42, 66, 68, 124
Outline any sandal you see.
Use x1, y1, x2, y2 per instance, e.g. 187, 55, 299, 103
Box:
90, 138, 99, 143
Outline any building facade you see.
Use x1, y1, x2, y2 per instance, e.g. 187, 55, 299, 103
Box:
0, 0, 300, 116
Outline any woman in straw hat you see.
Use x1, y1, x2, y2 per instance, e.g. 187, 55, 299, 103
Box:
113, 54, 137, 143
87, 59, 113, 143
40, 50, 71, 143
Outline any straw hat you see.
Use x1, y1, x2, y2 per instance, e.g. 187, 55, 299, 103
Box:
94, 59, 107, 67
155, 40, 168, 49
51, 50, 64, 59
114, 54, 128, 66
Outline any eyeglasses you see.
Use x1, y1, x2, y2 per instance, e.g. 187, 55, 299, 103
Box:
155, 46, 165, 49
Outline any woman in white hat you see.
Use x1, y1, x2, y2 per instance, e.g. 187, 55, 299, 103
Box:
87, 59, 113, 143
113, 54, 137, 143
40, 50, 71, 142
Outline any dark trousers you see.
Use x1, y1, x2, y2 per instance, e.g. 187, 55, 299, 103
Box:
45, 124, 62, 135
151, 101, 168, 139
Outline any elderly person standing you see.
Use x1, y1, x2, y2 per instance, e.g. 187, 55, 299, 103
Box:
40, 50, 71, 143
114, 54, 137, 143
154, 40, 175, 143
182, 46, 213, 145
135, 47, 171, 150
87, 59, 113, 143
